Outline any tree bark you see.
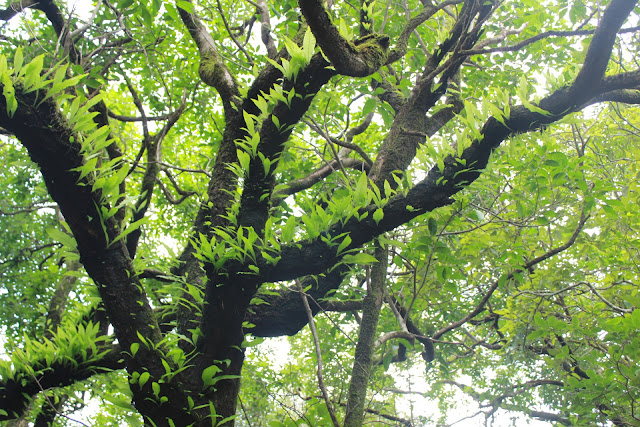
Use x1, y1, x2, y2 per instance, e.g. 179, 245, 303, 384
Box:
343, 243, 388, 427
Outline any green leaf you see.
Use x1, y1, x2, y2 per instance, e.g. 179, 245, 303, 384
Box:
362, 98, 376, 116
139, 371, 150, 387
46, 227, 77, 250
201, 364, 222, 387
22, 54, 44, 93
373, 208, 383, 224
354, 172, 368, 205
427, 217, 437, 236
13, 47, 23, 73
302, 26, 316, 62
336, 234, 352, 255
281, 215, 297, 242
152, 382, 160, 397
342, 252, 378, 265
130, 342, 140, 358
109, 217, 149, 247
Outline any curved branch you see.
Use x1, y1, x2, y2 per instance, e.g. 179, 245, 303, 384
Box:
216, 0, 254, 66
571, 0, 637, 96
461, 26, 640, 56
588, 88, 640, 105
387, 0, 464, 64
33, 0, 81, 64
177, 0, 240, 112
255, 0, 277, 59
0, 88, 189, 420
126, 91, 188, 257
297, 280, 340, 427
298, 0, 390, 77
306, 119, 375, 167
236, 54, 336, 234
247, 268, 348, 337
0, 0, 38, 21
106, 109, 176, 122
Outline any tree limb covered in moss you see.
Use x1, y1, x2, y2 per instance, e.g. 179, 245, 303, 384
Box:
177, 0, 240, 112
298, 0, 390, 77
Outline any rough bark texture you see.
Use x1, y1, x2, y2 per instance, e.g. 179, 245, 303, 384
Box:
343, 244, 388, 427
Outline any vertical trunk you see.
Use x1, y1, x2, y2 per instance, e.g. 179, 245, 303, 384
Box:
343, 243, 388, 427
191, 273, 258, 426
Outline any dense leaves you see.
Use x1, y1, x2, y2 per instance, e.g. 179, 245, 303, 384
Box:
0, 0, 639, 426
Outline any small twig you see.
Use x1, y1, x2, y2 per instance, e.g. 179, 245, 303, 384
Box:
238, 395, 254, 427
432, 211, 589, 340
583, 281, 633, 313
69, 0, 102, 39
461, 26, 640, 56
216, 0, 254, 65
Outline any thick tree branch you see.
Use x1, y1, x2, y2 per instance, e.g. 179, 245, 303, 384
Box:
247, 269, 349, 337
370, 0, 492, 186
0, 343, 123, 421
236, 54, 336, 234
590, 88, 640, 105
177, 0, 240, 112
298, 0, 390, 77
0, 89, 193, 422
344, 244, 387, 427
0, 0, 38, 21
571, 0, 637, 96
255, 0, 277, 59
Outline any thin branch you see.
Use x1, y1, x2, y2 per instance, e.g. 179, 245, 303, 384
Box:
432, 212, 589, 340
273, 157, 369, 200
215, 0, 254, 66
386, 0, 464, 64
69, 0, 102, 39
306, 118, 374, 166
461, 25, 640, 56
296, 280, 341, 427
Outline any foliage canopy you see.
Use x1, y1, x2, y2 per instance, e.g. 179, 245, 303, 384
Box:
0, 0, 639, 426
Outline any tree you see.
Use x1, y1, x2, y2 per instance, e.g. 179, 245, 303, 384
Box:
0, 0, 639, 425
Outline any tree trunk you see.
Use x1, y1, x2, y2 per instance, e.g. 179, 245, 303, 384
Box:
343, 243, 388, 427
